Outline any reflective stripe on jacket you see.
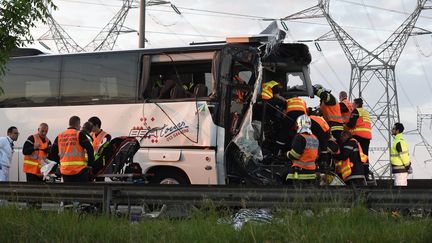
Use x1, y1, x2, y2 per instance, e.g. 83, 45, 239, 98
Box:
292, 133, 319, 170
286, 97, 307, 114
23, 134, 50, 176
335, 138, 367, 180
390, 133, 410, 173
352, 108, 372, 139
341, 99, 353, 124
92, 130, 107, 153
320, 102, 344, 124
261, 81, 279, 100
58, 128, 87, 175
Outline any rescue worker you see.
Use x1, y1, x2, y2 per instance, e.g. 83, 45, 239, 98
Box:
22, 123, 51, 182
390, 122, 412, 186
81, 122, 94, 144
346, 98, 372, 178
339, 91, 353, 125
313, 84, 344, 140
49, 116, 94, 182
327, 136, 340, 171
88, 116, 111, 154
285, 96, 307, 128
334, 130, 368, 186
261, 80, 283, 101
233, 68, 247, 103
261, 80, 286, 115
259, 80, 286, 154
286, 115, 319, 184
310, 115, 331, 171
275, 96, 308, 153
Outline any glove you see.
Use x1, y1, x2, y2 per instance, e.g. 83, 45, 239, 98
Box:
43, 147, 51, 153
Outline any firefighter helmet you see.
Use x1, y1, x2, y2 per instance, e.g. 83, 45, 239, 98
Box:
296, 114, 312, 134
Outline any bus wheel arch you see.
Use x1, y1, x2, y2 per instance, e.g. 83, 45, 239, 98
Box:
146, 166, 191, 184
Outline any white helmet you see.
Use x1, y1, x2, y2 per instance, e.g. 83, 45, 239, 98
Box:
296, 114, 312, 134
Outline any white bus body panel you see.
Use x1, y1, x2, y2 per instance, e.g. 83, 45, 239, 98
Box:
135, 148, 218, 184
1, 101, 220, 182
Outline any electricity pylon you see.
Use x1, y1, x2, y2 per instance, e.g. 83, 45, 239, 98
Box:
283, 0, 432, 178
38, 0, 173, 53
408, 108, 432, 163
84, 0, 135, 51
38, 13, 85, 53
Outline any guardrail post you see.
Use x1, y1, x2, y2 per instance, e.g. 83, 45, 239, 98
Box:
103, 185, 112, 215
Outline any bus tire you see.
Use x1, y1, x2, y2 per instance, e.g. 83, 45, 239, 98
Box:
151, 170, 190, 185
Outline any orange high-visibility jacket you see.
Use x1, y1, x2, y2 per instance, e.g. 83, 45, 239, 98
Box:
92, 130, 108, 153
352, 108, 372, 140
335, 138, 368, 180
310, 115, 330, 133
23, 134, 50, 176
340, 99, 353, 124
58, 128, 87, 175
320, 102, 344, 124
286, 97, 307, 114
292, 133, 319, 170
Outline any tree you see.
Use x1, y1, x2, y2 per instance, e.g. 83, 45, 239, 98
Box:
0, 0, 56, 77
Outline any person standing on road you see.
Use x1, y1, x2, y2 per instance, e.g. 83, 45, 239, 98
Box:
22, 123, 51, 182
88, 116, 111, 154
346, 98, 372, 179
0, 126, 19, 181
49, 116, 94, 182
390, 122, 412, 186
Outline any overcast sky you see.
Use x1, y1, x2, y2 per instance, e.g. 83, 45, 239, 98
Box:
28, 0, 432, 178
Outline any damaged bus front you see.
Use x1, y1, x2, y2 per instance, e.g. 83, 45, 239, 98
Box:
214, 40, 314, 185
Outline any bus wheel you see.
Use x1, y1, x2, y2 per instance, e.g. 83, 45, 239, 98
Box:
151, 170, 190, 185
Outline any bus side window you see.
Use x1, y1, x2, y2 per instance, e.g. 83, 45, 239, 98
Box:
147, 61, 212, 100
61, 53, 137, 105
0, 57, 60, 107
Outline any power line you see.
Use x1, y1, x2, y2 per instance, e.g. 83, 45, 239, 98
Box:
360, 0, 383, 42
320, 51, 348, 91
159, 5, 266, 20
336, 0, 432, 20
147, 11, 188, 45
57, 0, 420, 35
180, 14, 209, 42
36, 24, 224, 38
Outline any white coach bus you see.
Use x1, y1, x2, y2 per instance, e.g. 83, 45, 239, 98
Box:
1, 36, 314, 184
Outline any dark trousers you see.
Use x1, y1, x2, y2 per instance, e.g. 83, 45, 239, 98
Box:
26, 173, 44, 182
353, 135, 370, 177
276, 111, 305, 151
62, 167, 89, 183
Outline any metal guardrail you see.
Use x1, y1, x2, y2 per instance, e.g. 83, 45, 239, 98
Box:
1, 182, 431, 214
